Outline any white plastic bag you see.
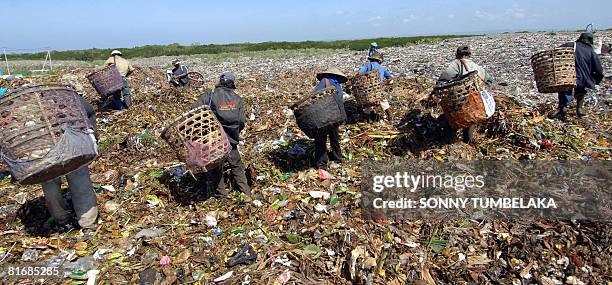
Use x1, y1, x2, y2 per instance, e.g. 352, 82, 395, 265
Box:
480, 90, 496, 118
380, 99, 390, 111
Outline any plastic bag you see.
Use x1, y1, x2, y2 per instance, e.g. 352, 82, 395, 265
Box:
480, 90, 496, 118
184, 131, 231, 174
1, 127, 97, 184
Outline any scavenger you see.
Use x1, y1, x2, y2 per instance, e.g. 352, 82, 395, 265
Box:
548, 32, 604, 120
167, 59, 190, 87
368, 42, 378, 57
358, 51, 393, 120
192, 72, 251, 197
104, 50, 135, 110
312, 67, 348, 169
437, 45, 494, 143
41, 95, 99, 233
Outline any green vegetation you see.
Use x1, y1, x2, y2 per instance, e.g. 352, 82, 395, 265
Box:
187, 48, 340, 65
9, 35, 472, 61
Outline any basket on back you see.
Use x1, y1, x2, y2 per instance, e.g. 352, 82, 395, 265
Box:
0, 85, 97, 184
162, 106, 231, 173
434, 71, 494, 129
86, 65, 123, 98
351, 70, 383, 108
292, 86, 346, 138
531, 47, 576, 93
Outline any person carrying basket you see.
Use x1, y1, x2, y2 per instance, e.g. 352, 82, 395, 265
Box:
436, 45, 494, 143
548, 33, 604, 120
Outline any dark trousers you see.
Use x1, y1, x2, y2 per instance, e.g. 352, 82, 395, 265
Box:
111, 77, 132, 110
170, 79, 188, 88
314, 126, 342, 169
208, 147, 251, 196
558, 86, 587, 108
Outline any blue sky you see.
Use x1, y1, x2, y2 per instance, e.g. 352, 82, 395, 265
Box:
2, 0, 611, 51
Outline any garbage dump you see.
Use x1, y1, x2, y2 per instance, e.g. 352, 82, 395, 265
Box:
0, 31, 610, 284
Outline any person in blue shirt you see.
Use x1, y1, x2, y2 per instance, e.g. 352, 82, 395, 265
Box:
312, 67, 347, 169
368, 42, 378, 57
358, 51, 393, 120
359, 51, 393, 81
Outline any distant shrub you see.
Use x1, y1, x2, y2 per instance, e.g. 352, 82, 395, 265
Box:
9, 35, 473, 61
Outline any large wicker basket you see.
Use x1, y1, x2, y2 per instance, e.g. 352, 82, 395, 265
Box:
0, 85, 97, 184
293, 86, 346, 138
162, 106, 231, 173
434, 71, 488, 129
351, 70, 384, 107
86, 65, 123, 98
186, 71, 205, 86
531, 47, 576, 93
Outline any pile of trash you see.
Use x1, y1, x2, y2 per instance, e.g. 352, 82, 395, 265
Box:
126, 31, 612, 109
0, 32, 611, 284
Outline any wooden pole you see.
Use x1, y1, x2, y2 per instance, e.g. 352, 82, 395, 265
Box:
48, 49, 53, 71
41, 51, 48, 72
3, 48, 9, 75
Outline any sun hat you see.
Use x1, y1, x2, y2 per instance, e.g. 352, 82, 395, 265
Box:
367, 51, 384, 63
316, 67, 348, 83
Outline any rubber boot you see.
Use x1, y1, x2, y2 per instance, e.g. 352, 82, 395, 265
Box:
576, 94, 586, 117
547, 107, 568, 121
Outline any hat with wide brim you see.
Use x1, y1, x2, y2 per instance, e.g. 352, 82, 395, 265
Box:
367, 52, 383, 62
316, 67, 348, 83
111, 50, 122, 56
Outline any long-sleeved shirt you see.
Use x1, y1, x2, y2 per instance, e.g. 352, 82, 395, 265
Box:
314, 77, 344, 104
172, 65, 190, 86
359, 61, 393, 81
368, 47, 377, 57
438, 59, 494, 86
104, 55, 134, 77
192, 87, 246, 146
561, 39, 604, 89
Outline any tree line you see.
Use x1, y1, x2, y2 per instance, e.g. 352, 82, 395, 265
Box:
9, 35, 471, 61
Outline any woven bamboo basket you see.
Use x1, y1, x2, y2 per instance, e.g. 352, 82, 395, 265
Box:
434, 71, 488, 129
293, 86, 346, 137
351, 70, 384, 107
531, 47, 576, 93
0, 85, 96, 184
186, 71, 205, 85
162, 106, 231, 173
86, 65, 123, 98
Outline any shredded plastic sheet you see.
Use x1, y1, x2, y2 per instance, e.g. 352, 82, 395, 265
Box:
1, 127, 97, 184
184, 131, 231, 174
